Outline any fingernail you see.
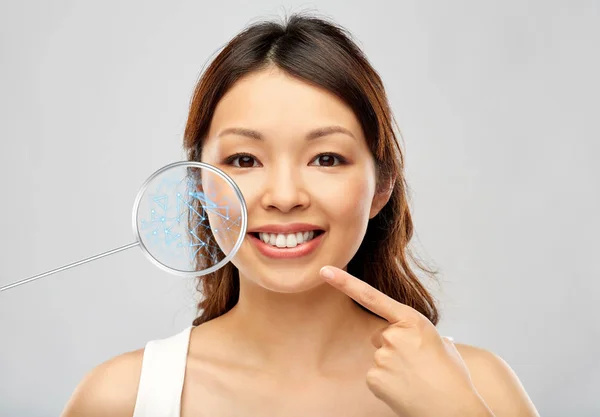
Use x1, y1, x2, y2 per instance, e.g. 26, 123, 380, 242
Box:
320, 267, 334, 280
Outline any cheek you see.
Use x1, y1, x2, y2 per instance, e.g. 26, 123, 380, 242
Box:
314, 171, 375, 221
312, 173, 375, 268
201, 169, 246, 256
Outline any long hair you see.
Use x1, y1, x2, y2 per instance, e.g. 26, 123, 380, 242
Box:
183, 13, 440, 326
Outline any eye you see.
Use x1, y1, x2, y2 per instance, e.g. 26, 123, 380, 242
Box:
224, 153, 260, 168
311, 153, 346, 167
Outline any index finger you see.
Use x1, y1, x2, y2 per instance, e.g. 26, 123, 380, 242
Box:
319, 266, 417, 324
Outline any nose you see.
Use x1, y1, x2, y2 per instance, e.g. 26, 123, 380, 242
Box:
260, 162, 310, 213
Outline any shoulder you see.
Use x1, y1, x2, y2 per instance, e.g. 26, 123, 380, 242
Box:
60, 348, 145, 417
454, 342, 540, 417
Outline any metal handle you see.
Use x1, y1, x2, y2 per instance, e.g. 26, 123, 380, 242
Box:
0, 241, 140, 292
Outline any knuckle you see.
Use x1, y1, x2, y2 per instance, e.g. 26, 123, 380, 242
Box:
373, 348, 391, 367
359, 286, 378, 307
380, 328, 399, 347
366, 368, 385, 391
407, 314, 427, 330
411, 314, 430, 331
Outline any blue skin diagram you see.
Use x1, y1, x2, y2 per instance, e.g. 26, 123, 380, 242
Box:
138, 174, 242, 270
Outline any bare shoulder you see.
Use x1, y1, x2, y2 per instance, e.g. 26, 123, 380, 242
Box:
454, 342, 540, 417
60, 348, 145, 417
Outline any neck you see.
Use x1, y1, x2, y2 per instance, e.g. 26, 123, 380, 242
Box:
219, 276, 381, 376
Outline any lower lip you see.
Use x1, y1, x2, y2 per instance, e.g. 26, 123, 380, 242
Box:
248, 232, 324, 259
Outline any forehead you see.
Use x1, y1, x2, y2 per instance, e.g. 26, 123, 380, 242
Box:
207, 67, 364, 139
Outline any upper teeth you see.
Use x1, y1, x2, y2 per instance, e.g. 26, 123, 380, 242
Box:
258, 231, 316, 248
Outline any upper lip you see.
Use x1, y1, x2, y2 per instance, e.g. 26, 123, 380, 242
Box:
248, 223, 324, 234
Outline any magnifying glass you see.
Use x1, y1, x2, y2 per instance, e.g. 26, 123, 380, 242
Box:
0, 161, 248, 292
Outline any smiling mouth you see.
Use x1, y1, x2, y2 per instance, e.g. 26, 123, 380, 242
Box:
249, 230, 325, 248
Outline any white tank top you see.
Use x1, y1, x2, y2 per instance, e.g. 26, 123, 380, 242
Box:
132, 326, 194, 417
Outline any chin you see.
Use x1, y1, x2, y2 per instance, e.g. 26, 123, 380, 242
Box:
259, 280, 323, 294
239, 264, 326, 294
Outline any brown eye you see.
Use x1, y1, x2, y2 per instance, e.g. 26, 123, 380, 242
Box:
226, 154, 259, 168
236, 155, 256, 168
312, 153, 344, 167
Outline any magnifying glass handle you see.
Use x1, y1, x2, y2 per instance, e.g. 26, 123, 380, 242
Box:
0, 242, 140, 293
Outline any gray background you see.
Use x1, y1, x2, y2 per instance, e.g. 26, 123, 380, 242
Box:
1, 1, 598, 416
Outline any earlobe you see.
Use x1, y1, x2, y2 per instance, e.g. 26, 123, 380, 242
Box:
369, 177, 395, 219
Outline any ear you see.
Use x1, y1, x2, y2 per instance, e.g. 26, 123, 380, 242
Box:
369, 176, 395, 219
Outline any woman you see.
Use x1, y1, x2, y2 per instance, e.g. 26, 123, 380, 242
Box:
62, 13, 539, 417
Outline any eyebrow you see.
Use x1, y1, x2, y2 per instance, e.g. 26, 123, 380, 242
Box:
217, 125, 356, 141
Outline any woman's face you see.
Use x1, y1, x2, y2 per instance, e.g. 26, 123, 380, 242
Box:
201, 66, 388, 293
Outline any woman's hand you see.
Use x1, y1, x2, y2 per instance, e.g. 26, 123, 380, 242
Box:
319, 266, 494, 417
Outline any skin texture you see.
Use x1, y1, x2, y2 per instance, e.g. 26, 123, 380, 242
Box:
61, 67, 540, 417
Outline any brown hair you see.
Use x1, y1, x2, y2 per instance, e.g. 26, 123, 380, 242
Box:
183, 13, 439, 326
